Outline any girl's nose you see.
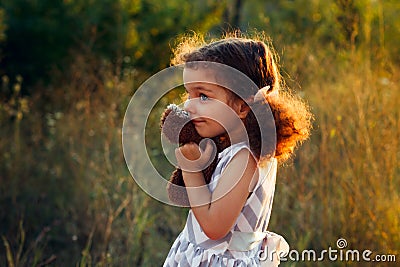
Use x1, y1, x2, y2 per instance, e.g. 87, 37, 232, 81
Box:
184, 98, 197, 114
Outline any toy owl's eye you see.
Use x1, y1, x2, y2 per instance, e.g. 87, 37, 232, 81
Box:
199, 93, 209, 101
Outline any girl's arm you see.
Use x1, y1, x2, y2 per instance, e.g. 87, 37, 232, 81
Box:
176, 142, 257, 240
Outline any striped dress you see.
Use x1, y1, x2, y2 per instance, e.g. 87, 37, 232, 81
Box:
164, 142, 286, 267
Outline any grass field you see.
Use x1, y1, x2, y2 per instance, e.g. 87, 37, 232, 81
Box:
1, 42, 399, 266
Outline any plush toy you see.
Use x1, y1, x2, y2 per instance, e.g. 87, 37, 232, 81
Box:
160, 104, 230, 206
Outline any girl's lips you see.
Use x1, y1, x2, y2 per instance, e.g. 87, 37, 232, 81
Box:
191, 119, 206, 124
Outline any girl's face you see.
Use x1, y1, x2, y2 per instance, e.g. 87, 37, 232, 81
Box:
183, 67, 249, 140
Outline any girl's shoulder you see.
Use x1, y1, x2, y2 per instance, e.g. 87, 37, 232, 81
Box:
216, 141, 250, 170
208, 142, 251, 192
218, 141, 250, 161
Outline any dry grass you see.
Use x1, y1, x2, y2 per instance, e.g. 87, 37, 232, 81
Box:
269, 44, 400, 266
1, 44, 399, 266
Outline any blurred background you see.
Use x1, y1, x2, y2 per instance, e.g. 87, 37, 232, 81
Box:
0, 0, 399, 266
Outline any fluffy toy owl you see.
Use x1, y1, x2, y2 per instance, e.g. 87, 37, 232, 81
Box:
160, 104, 230, 206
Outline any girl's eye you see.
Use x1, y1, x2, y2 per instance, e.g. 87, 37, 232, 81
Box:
199, 93, 209, 101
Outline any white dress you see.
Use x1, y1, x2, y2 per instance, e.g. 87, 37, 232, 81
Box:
164, 142, 288, 266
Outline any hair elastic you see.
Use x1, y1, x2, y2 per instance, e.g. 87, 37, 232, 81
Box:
254, 85, 270, 102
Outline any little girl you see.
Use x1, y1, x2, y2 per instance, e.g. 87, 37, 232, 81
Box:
164, 32, 312, 266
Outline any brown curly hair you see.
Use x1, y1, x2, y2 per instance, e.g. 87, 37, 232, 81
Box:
171, 31, 313, 163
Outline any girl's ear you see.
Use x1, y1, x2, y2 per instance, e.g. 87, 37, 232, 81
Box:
236, 100, 251, 119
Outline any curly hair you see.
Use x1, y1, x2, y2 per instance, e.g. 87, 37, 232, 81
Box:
171, 31, 313, 163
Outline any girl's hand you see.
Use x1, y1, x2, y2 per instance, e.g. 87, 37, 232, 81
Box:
175, 139, 216, 173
